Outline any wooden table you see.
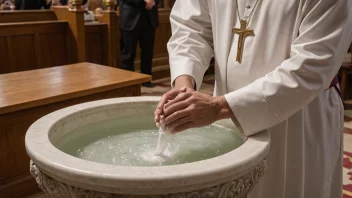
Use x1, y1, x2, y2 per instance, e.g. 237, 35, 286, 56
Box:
0, 62, 151, 198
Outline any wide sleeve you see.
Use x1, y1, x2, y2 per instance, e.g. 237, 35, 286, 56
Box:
167, 0, 214, 90
224, 0, 352, 136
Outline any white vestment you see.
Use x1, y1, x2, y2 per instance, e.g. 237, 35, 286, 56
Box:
168, 0, 352, 197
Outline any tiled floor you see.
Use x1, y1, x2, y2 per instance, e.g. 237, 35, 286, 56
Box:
343, 111, 352, 197
27, 75, 352, 197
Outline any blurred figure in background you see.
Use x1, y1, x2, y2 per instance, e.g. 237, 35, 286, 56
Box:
0, 0, 13, 10
119, 0, 159, 87
14, 0, 50, 9
58, 0, 67, 5
95, 6, 103, 15
0, 0, 6, 10
51, 0, 62, 6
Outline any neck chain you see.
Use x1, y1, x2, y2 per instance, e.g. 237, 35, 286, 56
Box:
235, 0, 261, 25
232, 0, 261, 63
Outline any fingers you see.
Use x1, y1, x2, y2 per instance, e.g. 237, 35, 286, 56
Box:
163, 94, 194, 118
145, 0, 155, 10
167, 115, 191, 132
171, 122, 194, 134
163, 107, 189, 126
145, 4, 151, 9
154, 88, 188, 123
154, 90, 177, 122
156, 115, 164, 128
164, 91, 191, 110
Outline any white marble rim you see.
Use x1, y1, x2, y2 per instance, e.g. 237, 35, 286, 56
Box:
25, 96, 270, 193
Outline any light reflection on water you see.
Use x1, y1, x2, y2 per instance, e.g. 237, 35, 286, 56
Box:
56, 116, 243, 167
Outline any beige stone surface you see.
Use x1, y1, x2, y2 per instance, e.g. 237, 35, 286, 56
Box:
25, 95, 269, 197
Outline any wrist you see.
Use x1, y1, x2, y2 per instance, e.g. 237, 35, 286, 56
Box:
174, 75, 195, 90
215, 96, 234, 121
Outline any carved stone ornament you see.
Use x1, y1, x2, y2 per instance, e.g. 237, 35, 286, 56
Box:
30, 160, 266, 198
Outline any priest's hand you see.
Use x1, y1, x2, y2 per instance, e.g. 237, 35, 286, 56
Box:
161, 89, 234, 134
144, 0, 155, 10
154, 75, 195, 124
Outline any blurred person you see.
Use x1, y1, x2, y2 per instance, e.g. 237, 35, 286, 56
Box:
14, 0, 50, 10
95, 7, 102, 15
119, 0, 160, 87
1, 0, 15, 10
0, 0, 6, 10
51, 0, 62, 6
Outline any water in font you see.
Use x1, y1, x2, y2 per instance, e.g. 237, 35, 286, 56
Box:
56, 115, 243, 167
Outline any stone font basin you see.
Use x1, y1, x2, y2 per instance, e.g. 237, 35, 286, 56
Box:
25, 97, 270, 197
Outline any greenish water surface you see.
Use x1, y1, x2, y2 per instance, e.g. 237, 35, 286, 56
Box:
56, 116, 243, 167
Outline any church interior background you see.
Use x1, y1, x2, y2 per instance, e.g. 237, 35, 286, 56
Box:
0, 0, 351, 197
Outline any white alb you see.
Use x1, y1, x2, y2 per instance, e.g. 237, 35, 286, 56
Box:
168, 0, 352, 197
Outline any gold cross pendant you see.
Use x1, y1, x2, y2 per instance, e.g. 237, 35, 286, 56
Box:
232, 20, 254, 63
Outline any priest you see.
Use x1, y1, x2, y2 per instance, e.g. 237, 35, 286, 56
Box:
155, 0, 352, 197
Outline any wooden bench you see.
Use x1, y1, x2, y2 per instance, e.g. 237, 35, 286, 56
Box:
0, 9, 86, 74
0, 1, 173, 80
87, 2, 214, 79
0, 62, 151, 198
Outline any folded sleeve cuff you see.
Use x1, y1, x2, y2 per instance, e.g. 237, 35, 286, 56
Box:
170, 60, 205, 91
224, 83, 282, 136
